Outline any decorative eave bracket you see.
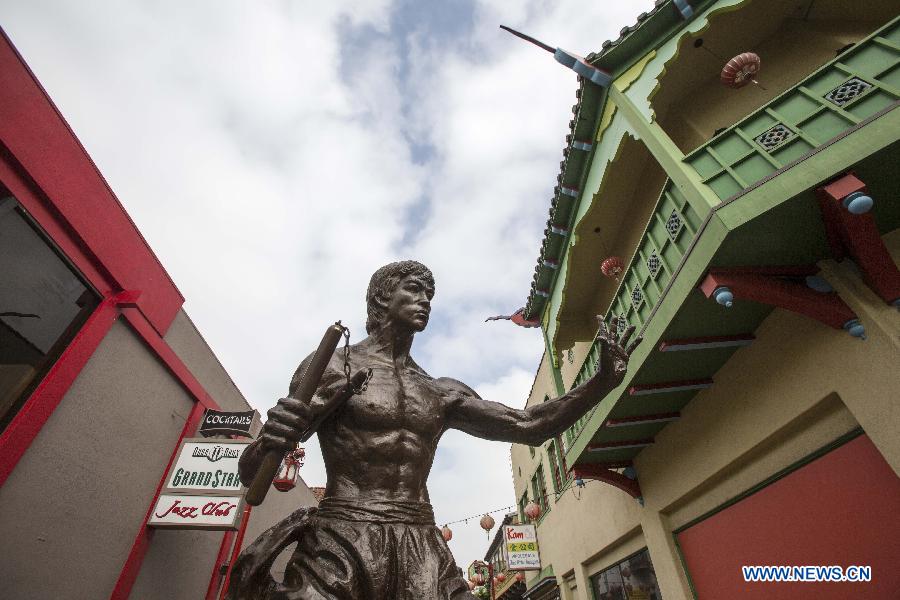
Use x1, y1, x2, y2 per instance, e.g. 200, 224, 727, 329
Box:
817, 173, 900, 307
699, 266, 865, 339
572, 463, 642, 500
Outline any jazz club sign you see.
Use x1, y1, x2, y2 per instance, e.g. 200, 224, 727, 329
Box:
147, 438, 251, 530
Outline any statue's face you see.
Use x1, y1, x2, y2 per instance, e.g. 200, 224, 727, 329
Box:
386, 273, 434, 332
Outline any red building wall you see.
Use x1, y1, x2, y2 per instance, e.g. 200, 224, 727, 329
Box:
676, 434, 900, 599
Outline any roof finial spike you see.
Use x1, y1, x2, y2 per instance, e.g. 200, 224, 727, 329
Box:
499, 25, 556, 54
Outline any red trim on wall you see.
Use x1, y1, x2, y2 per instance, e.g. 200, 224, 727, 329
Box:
0, 28, 184, 335
109, 401, 206, 600
0, 297, 119, 487
121, 309, 219, 410
220, 505, 253, 599
206, 531, 237, 600
0, 152, 113, 295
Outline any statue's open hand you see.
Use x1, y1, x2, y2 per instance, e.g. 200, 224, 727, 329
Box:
592, 316, 642, 389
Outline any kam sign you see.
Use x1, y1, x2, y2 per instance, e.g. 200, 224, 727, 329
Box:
148, 493, 245, 529
164, 439, 249, 492
504, 524, 541, 570
199, 408, 258, 437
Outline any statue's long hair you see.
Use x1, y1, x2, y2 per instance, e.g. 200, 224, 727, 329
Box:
365, 261, 434, 334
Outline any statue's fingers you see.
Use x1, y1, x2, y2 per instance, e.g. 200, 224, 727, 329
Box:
260, 433, 294, 454
618, 325, 636, 348
595, 316, 608, 341
626, 335, 644, 356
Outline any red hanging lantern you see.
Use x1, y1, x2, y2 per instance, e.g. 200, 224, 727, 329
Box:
272, 446, 305, 492
480, 514, 495, 533
524, 501, 542, 522
441, 525, 453, 542
720, 52, 761, 88
601, 256, 624, 279
496, 573, 506, 583
516, 572, 526, 583
472, 573, 485, 586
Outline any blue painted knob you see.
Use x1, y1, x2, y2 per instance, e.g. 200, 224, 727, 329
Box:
713, 286, 734, 307
805, 275, 833, 293
623, 466, 637, 480
843, 191, 873, 214
574, 476, 585, 488
843, 319, 866, 340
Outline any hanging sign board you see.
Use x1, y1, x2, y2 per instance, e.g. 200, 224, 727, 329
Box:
467, 560, 490, 583
148, 493, 245, 529
504, 524, 541, 570
199, 409, 258, 438
164, 438, 250, 493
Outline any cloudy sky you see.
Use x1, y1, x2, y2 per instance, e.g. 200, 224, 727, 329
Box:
3, 0, 653, 570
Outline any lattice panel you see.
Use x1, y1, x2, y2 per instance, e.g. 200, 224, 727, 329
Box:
825, 77, 873, 106
754, 123, 794, 151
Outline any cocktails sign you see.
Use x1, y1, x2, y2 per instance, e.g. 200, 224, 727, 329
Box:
504, 524, 541, 570
199, 409, 258, 438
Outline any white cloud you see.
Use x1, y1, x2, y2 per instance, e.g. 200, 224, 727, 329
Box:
2, 0, 653, 571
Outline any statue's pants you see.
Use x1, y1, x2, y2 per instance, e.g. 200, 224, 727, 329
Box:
228, 497, 475, 600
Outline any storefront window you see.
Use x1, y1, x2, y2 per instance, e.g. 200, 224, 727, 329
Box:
590, 549, 662, 600
0, 191, 99, 431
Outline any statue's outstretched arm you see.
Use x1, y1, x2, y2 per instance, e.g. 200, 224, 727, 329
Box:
445, 321, 641, 447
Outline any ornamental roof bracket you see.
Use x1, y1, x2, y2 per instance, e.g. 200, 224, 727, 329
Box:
571, 463, 642, 500
499, 25, 612, 88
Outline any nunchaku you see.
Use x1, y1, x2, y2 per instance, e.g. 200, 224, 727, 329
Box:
246, 321, 369, 506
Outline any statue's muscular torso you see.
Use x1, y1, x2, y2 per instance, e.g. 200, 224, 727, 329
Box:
304, 343, 469, 503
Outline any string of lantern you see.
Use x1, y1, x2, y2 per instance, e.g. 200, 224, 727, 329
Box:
440, 505, 516, 527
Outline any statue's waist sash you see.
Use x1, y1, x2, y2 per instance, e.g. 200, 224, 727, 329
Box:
315, 496, 435, 526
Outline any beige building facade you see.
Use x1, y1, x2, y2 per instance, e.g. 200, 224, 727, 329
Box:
508, 1, 900, 598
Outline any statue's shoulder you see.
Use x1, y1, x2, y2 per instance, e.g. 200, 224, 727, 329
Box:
434, 376, 479, 399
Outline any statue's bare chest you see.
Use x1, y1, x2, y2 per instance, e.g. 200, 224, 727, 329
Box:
339, 365, 445, 435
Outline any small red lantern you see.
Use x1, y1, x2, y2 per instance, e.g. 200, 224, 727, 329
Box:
601, 256, 624, 279
721, 52, 761, 88
272, 446, 305, 492
516, 572, 526, 583
496, 573, 506, 583
524, 501, 542, 522
473, 573, 485, 586
480, 514, 495, 533
441, 525, 453, 542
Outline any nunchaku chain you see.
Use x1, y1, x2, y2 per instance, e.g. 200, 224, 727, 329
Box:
340, 324, 372, 394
